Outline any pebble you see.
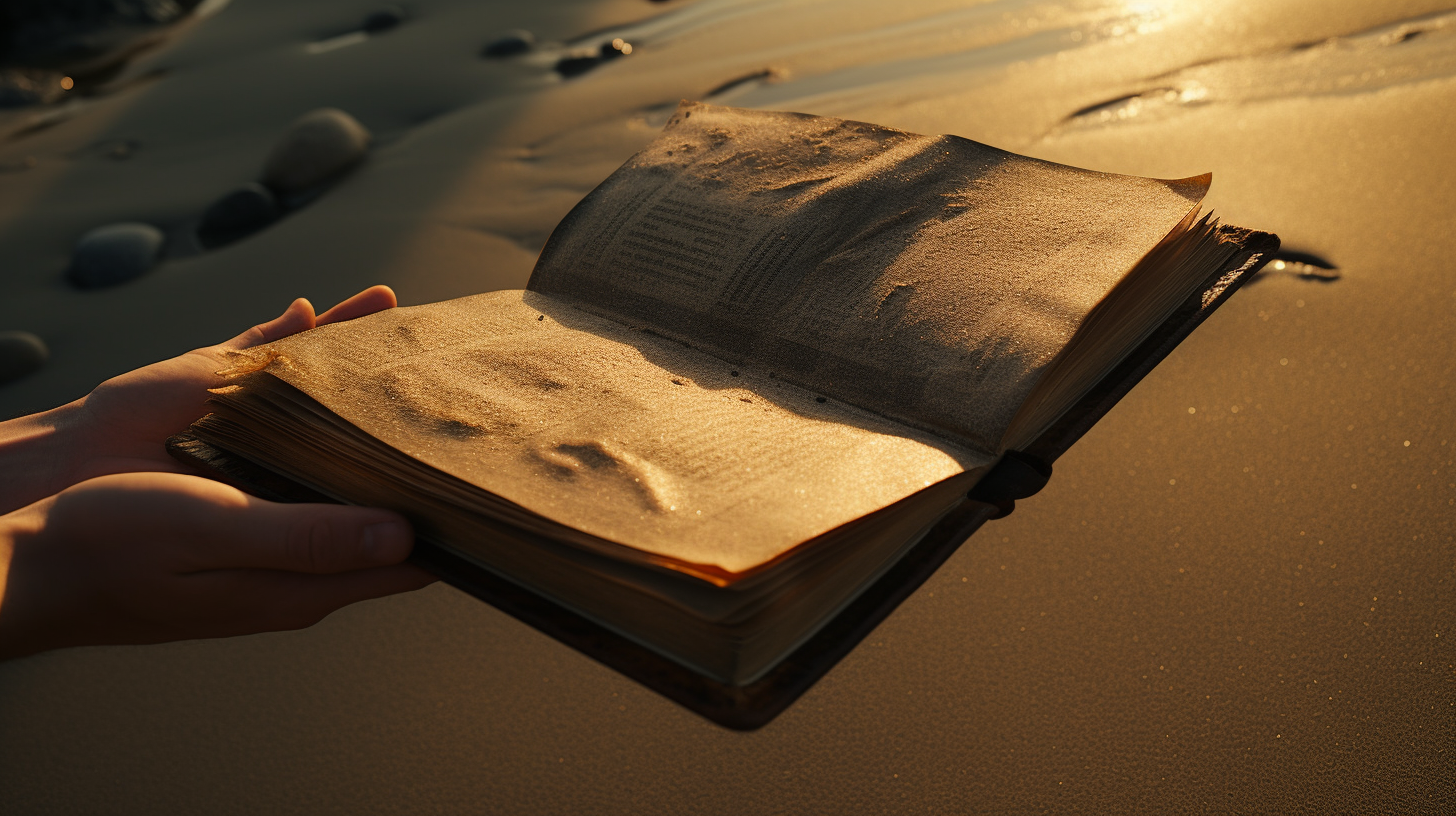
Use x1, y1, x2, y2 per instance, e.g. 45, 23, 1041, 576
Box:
197, 183, 279, 248
0, 331, 48, 386
67, 222, 165, 289
555, 38, 633, 78
600, 38, 634, 59
482, 30, 535, 57
260, 108, 371, 194
362, 7, 404, 33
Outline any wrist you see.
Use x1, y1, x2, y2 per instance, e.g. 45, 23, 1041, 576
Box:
0, 501, 57, 661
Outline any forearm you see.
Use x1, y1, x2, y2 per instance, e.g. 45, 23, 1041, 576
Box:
0, 399, 95, 516
0, 504, 59, 661
0, 516, 11, 657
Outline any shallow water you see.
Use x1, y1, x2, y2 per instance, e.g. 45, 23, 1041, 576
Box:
1, 0, 1453, 812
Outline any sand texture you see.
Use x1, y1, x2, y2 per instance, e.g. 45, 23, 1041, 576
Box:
1, 0, 1453, 813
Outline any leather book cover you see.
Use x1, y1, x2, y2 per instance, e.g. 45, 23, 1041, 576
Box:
167, 226, 1279, 730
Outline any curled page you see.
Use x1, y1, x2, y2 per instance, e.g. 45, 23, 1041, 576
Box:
530, 102, 1208, 451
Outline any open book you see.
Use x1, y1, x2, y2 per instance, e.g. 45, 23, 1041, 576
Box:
170, 102, 1277, 728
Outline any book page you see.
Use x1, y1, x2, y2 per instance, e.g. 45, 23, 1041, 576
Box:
227, 290, 991, 575
529, 102, 1208, 452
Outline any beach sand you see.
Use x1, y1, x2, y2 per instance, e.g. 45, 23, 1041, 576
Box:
1, 0, 1453, 812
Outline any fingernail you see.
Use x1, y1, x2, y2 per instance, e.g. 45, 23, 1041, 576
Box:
362, 521, 412, 562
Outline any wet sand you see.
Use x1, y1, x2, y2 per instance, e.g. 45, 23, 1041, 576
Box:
1, 0, 1453, 812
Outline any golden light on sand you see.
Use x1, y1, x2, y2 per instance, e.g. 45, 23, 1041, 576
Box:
1116, 0, 1172, 36
1, 0, 1454, 810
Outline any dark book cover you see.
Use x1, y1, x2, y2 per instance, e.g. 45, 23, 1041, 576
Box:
168, 225, 1279, 730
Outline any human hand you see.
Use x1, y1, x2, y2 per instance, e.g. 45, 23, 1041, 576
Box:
0, 286, 398, 514
0, 471, 434, 660
79, 285, 399, 480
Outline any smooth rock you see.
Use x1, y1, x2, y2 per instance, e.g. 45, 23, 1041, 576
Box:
260, 108, 371, 194
555, 38, 632, 78
599, 38, 633, 60
362, 7, 404, 33
67, 222, 164, 289
0, 331, 48, 386
197, 183, 279, 248
555, 53, 600, 77
482, 30, 534, 57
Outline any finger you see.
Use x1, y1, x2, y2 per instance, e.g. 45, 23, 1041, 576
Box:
219, 286, 397, 352
202, 493, 417, 574
316, 284, 397, 327
50, 473, 416, 575
221, 297, 317, 350
182, 564, 438, 637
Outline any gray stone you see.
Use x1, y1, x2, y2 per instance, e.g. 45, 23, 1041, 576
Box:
0, 331, 48, 386
67, 222, 164, 289
482, 30, 534, 57
362, 7, 404, 33
260, 108, 371, 194
555, 38, 633, 78
197, 183, 279, 248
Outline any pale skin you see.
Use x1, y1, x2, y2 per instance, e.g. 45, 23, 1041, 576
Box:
0, 286, 436, 661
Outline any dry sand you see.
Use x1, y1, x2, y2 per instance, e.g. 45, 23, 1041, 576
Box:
1, 0, 1453, 812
